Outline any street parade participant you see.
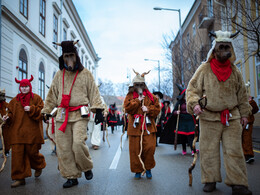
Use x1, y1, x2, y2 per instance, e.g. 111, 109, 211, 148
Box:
108, 103, 118, 134
186, 30, 252, 195
0, 89, 10, 157
88, 96, 108, 150
41, 40, 104, 188
3, 76, 46, 188
160, 84, 196, 155
124, 70, 160, 179
162, 99, 171, 126
242, 95, 259, 163
153, 91, 163, 146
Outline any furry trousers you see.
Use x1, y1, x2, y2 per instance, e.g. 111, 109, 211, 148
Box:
11, 144, 46, 180
199, 119, 248, 187
56, 120, 93, 179
242, 124, 254, 156
129, 133, 156, 173
88, 121, 101, 146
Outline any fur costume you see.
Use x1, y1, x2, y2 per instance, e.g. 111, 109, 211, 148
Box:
7, 77, 46, 180
124, 70, 160, 173
42, 41, 104, 179
0, 89, 10, 154
186, 31, 251, 187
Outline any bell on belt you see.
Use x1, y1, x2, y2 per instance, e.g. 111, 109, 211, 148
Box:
134, 117, 139, 125
80, 106, 89, 118
50, 107, 58, 117
146, 116, 151, 125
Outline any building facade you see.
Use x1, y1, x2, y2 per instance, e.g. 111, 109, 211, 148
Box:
170, 0, 260, 108
0, 0, 100, 102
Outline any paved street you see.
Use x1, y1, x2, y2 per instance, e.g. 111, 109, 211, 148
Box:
0, 127, 260, 195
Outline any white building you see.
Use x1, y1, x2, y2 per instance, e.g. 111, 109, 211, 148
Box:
0, 0, 100, 102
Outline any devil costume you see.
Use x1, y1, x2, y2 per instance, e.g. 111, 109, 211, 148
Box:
6, 76, 46, 187
186, 31, 252, 194
41, 41, 104, 188
108, 103, 117, 133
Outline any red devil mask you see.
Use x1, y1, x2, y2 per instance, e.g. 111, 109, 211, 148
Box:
15, 75, 34, 107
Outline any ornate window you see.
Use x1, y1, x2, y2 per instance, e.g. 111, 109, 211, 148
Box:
20, 0, 28, 19
38, 62, 45, 100
18, 49, 28, 80
39, 0, 46, 36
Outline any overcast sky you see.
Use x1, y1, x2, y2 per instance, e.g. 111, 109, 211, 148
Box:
72, 0, 195, 85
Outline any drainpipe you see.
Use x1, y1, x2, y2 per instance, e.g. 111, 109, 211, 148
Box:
59, 0, 63, 56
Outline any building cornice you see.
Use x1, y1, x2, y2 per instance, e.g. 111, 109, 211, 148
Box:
65, 0, 100, 62
53, 2, 62, 15
2, 5, 59, 62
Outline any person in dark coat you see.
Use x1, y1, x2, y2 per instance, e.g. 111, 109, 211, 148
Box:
159, 84, 196, 155
153, 91, 163, 146
108, 103, 118, 133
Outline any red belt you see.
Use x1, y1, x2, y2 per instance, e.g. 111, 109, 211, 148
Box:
58, 105, 87, 133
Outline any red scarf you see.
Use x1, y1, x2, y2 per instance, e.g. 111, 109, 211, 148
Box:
133, 89, 154, 103
16, 92, 33, 107
210, 58, 232, 82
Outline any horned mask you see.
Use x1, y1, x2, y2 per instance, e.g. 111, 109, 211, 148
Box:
206, 31, 239, 63
15, 75, 34, 94
53, 40, 84, 72
132, 69, 150, 94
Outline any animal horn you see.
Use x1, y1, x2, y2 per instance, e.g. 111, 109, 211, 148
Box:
132, 69, 139, 75
52, 42, 61, 46
28, 75, 34, 82
15, 77, 21, 83
209, 31, 216, 37
141, 70, 151, 77
230, 31, 240, 38
73, 40, 79, 45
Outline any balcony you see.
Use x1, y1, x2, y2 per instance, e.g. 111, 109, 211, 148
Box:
198, 5, 215, 29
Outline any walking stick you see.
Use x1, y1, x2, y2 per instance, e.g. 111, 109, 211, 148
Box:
0, 114, 7, 173
174, 104, 181, 150
120, 113, 126, 150
188, 95, 207, 186
138, 100, 146, 176
45, 122, 56, 145
103, 116, 110, 147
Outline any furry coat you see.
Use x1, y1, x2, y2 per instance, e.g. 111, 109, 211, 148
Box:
124, 92, 160, 136
7, 94, 44, 144
186, 62, 251, 121
42, 68, 104, 122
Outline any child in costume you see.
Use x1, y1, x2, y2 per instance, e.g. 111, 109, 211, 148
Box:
3, 75, 46, 188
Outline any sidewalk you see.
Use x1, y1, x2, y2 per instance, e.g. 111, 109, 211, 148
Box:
253, 126, 260, 150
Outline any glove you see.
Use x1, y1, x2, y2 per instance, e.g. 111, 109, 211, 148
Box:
42, 114, 50, 123
95, 109, 103, 124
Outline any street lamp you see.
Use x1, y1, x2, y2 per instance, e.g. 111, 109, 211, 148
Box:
144, 59, 160, 91
153, 7, 184, 86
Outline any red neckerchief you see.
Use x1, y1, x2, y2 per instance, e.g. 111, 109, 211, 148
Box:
16, 92, 33, 107
133, 89, 154, 103
210, 58, 232, 82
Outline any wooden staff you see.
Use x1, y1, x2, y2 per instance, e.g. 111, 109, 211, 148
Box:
103, 116, 110, 147
188, 95, 207, 186
174, 104, 181, 150
138, 100, 146, 176
45, 122, 56, 145
0, 114, 7, 172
